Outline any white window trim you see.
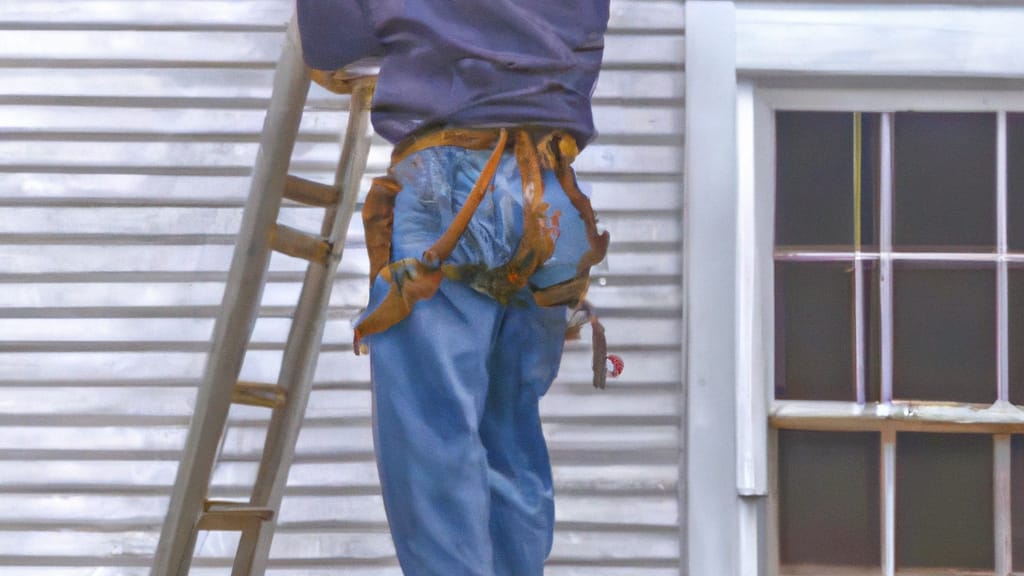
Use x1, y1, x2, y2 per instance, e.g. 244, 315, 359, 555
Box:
735, 2, 1024, 79
740, 84, 1024, 576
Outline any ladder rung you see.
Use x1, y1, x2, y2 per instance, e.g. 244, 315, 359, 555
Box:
198, 500, 275, 531
284, 175, 340, 207
232, 381, 287, 408
270, 224, 331, 265
310, 68, 377, 96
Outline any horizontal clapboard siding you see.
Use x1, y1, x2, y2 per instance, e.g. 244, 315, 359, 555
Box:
0, 0, 684, 573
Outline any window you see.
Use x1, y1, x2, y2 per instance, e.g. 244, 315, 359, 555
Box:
764, 98, 1024, 575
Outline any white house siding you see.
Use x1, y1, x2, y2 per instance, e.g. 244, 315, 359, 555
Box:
0, 1, 685, 574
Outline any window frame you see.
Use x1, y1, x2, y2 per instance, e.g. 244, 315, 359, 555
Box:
741, 85, 1024, 576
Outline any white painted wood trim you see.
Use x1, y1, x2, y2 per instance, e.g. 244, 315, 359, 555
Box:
772, 400, 1024, 433
684, 2, 741, 575
777, 251, 1024, 264
881, 429, 896, 576
736, 3, 1024, 79
767, 429, 780, 576
754, 84, 777, 492
761, 89, 1024, 113
995, 435, 1012, 575
736, 81, 767, 498
739, 497, 761, 576
878, 113, 893, 405
751, 84, 779, 576
995, 111, 1012, 576
750, 68, 1024, 576
998, 112, 1010, 404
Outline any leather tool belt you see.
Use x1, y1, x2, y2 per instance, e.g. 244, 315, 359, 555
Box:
354, 126, 612, 388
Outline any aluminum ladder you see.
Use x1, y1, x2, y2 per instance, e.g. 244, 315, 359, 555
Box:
151, 16, 376, 576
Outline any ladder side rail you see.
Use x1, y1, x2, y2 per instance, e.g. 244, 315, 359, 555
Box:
230, 523, 263, 576
321, 79, 377, 240
150, 17, 312, 576
245, 79, 377, 576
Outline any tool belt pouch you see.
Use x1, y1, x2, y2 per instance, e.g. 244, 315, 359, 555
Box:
362, 175, 401, 292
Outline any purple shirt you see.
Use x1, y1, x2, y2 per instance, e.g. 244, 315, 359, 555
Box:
297, 0, 609, 146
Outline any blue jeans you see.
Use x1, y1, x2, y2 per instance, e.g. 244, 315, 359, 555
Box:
364, 146, 590, 575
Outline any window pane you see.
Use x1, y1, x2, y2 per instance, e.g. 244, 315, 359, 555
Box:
776, 112, 878, 248
893, 265, 996, 404
1011, 435, 1024, 571
865, 261, 882, 404
1013, 270, 1024, 405
896, 433, 993, 570
893, 112, 996, 250
1008, 113, 1024, 251
778, 431, 880, 567
775, 262, 855, 401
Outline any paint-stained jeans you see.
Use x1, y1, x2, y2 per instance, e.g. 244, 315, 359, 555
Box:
364, 146, 590, 575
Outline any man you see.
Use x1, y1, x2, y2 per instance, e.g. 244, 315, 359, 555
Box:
296, 2, 612, 574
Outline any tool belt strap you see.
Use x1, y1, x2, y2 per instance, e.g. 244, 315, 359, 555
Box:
355, 126, 612, 388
